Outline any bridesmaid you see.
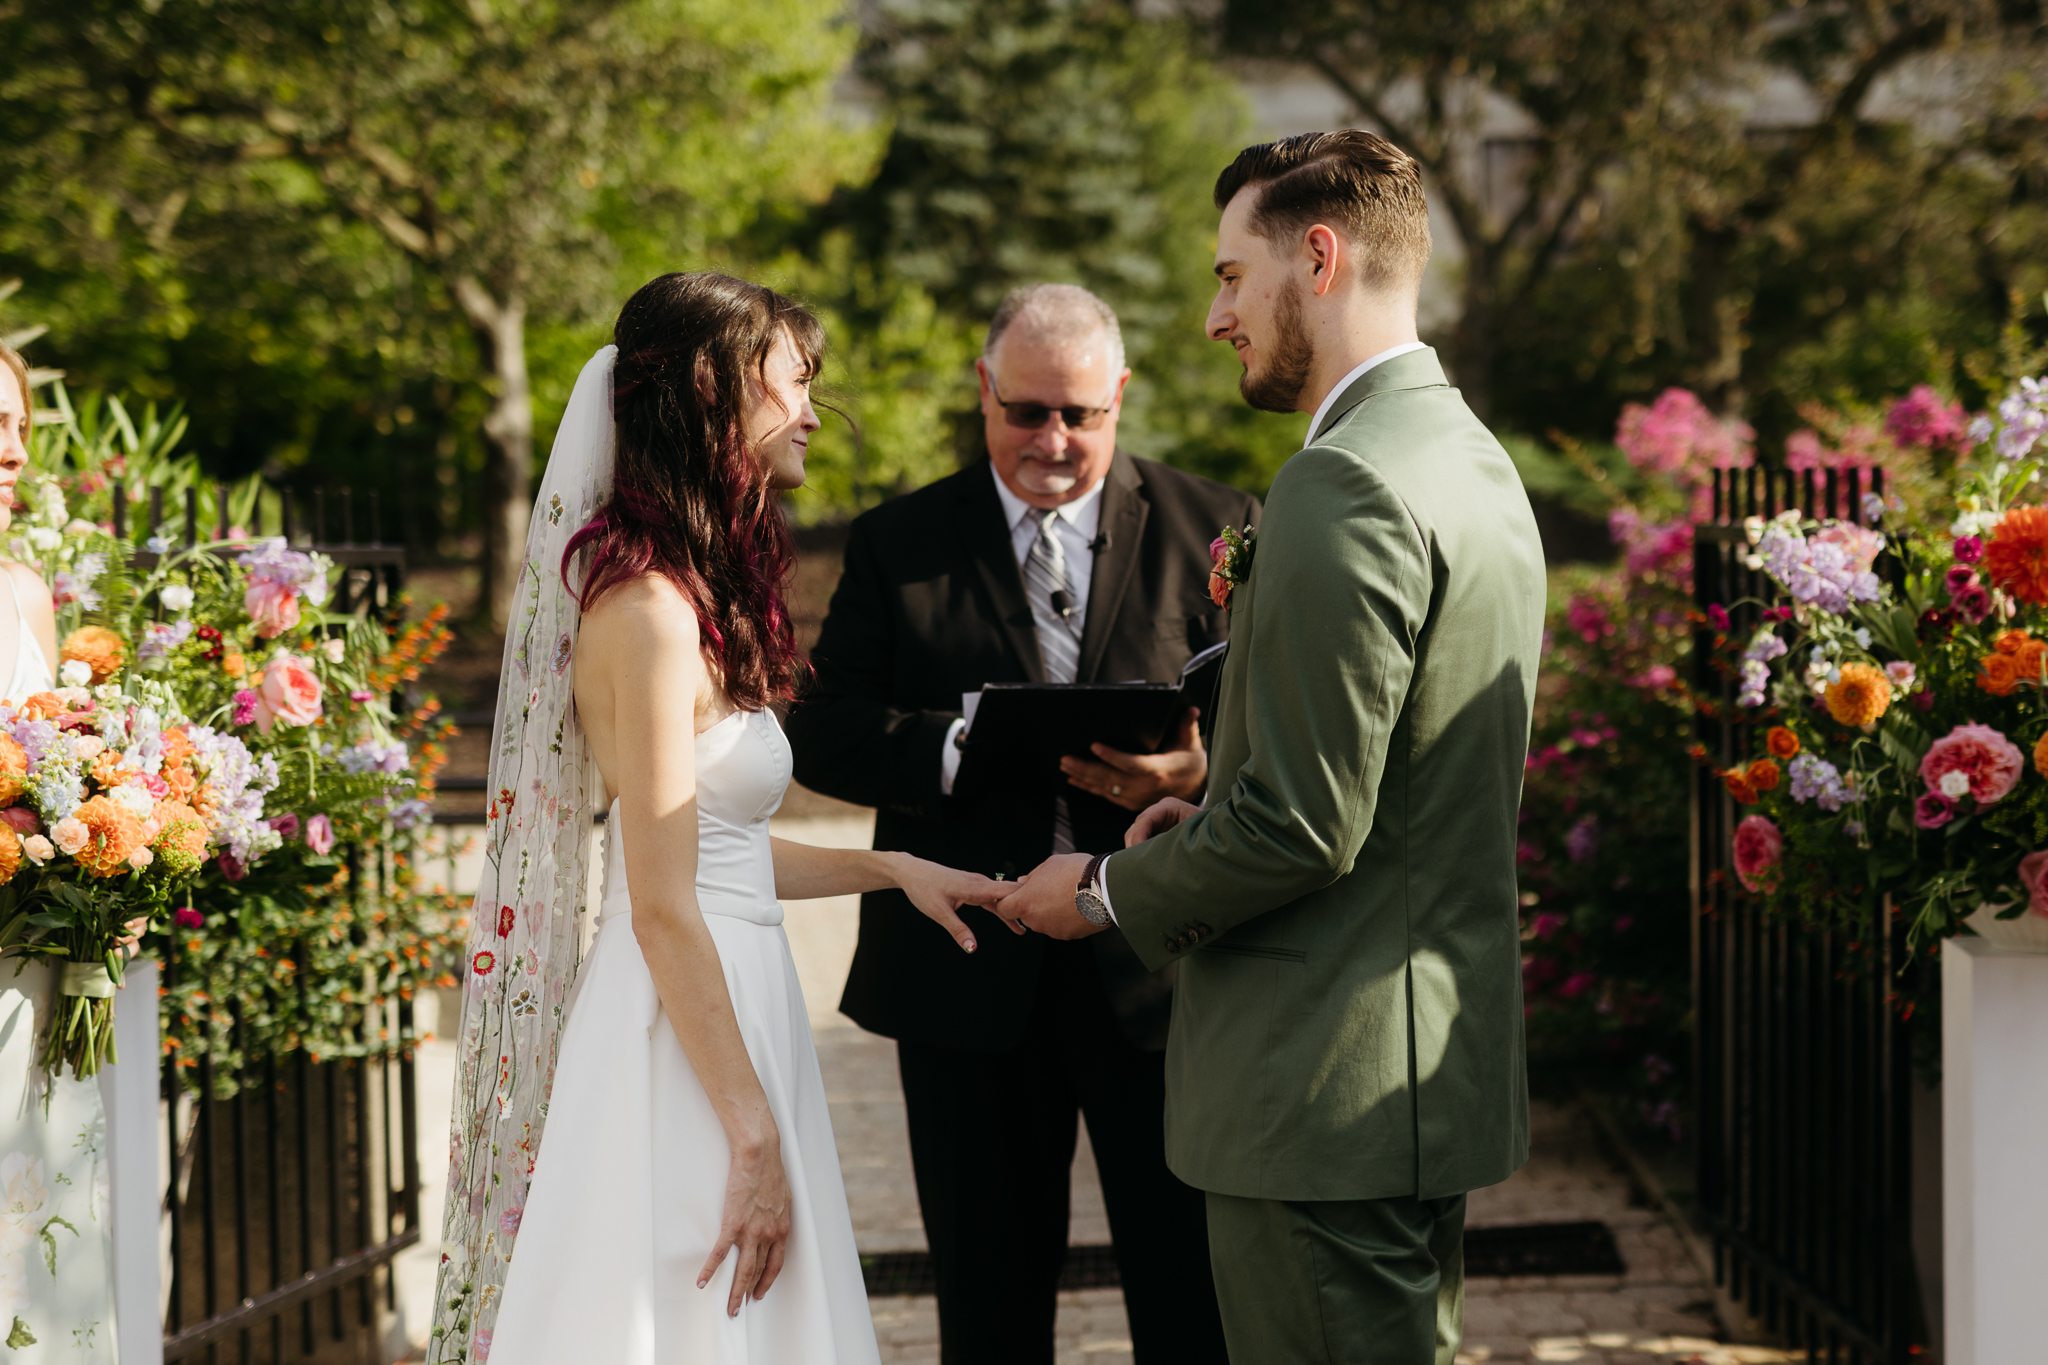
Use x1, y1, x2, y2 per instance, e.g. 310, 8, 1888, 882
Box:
0, 342, 118, 1361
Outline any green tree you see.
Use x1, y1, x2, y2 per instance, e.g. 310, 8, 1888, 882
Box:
1222, 0, 1737, 422
2, 0, 874, 623
805, 0, 1300, 500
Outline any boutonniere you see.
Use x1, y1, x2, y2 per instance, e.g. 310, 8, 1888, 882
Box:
1208, 524, 1256, 608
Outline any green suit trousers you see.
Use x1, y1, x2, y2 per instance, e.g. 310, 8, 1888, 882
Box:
1204, 1190, 1466, 1364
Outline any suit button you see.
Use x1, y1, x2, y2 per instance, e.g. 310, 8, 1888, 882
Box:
1162, 936, 1177, 952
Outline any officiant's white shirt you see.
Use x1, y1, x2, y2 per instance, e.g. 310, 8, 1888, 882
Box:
1097, 340, 1426, 923
938, 465, 1105, 795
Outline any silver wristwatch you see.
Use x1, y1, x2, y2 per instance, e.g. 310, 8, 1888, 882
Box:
1074, 852, 1113, 926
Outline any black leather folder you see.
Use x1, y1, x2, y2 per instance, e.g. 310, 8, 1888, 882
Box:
951, 643, 1228, 805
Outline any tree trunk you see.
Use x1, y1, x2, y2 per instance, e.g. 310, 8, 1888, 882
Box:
1449, 246, 1499, 424
453, 277, 532, 631
1684, 223, 1748, 415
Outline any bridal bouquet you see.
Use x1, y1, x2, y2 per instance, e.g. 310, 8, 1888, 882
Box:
1707, 377, 2048, 951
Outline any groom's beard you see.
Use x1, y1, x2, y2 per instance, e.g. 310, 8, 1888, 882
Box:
1239, 279, 1315, 414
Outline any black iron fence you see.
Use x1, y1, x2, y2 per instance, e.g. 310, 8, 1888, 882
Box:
122, 486, 422, 1362
1691, 465, 1923, 1362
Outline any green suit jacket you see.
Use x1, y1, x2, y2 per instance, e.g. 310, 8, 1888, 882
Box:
1104, 348, 1544, 1203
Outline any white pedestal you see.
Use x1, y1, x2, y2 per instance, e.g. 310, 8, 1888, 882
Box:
96, 960, 162, 1365
1942, 937, 2048, 1364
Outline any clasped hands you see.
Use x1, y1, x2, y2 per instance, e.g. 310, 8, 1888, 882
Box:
990, 796, 1200, 938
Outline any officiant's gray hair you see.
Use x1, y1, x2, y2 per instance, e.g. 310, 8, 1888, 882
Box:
983, 284, 1126, 376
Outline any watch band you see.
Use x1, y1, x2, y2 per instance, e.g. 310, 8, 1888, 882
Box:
1082, 851, 1111, 895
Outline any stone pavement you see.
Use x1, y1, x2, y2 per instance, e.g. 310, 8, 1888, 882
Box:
396, 811, 1796, 1365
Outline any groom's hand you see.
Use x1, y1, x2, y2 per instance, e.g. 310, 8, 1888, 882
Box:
1126, 797, 1199, 847
995, 852, 1105, 940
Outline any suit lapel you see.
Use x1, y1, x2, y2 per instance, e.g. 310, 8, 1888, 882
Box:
1078, 451, 1147, 684
959, 464, 1046, 684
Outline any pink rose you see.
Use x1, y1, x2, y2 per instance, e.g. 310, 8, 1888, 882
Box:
1732, 814, 1782, 893
244, 580, 302, 639
0, 808, 39, 836
252, 655, 323, 734
306, 813, 335, 855
268, 813, 302, 840
1208, 536, 1228, 563
1920, 723, 2024, 805
50, 817, 88, 857
19, 835, 52, 866
217, 852, 247, 881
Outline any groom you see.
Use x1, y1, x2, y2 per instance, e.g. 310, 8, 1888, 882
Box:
997, 130, 1545, 1362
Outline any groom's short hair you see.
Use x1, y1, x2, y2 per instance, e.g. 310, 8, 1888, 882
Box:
1213, 131, 1432, 297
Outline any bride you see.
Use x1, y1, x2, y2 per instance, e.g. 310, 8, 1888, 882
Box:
432, 273, 1007, 1362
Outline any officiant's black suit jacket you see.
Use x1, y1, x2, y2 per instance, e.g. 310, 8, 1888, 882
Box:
787, 450, 1260, 1052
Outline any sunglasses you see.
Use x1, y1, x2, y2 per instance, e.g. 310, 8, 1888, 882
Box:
990, 381, 1114, 432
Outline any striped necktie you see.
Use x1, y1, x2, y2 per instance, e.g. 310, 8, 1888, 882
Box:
1023, 510, 1083, 853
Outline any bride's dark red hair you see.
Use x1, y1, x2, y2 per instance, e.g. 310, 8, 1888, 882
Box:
563, 271, 815, 710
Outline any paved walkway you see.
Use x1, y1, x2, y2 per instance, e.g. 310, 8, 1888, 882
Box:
398, 812, 1796, 1365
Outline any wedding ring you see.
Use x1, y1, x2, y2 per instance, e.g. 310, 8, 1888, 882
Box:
1111, 785, 1122, 797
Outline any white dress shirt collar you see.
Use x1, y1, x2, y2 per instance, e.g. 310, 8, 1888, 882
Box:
1306, 341, 1429, 443
989, 462, 1106, 541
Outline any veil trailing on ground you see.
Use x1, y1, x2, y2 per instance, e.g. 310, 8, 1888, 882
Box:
430, 346, 616, 1362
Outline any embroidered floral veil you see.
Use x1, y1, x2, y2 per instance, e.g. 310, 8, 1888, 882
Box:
429, 346, 616, 1362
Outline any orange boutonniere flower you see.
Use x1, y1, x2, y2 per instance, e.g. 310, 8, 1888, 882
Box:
1208, 524, 1256, 609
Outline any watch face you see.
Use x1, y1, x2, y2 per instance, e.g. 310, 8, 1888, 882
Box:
1074, 890, 1111, 926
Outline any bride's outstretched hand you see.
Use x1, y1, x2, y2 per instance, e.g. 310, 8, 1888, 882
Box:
891, 855, 1011, 952
703, 1119, 793, 1315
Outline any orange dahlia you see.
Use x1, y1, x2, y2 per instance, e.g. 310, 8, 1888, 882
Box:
1825, 663, 1893, 726
59, 627, 126, 684
2018, 639, 2048, 686
1980, 653, 2021, 696
1766, 726, 1801, 759
0, 734, 27, 806
72, 796, 144, 878
1723, 768, 1759, 803
1987, 506, 2048, 606
1997, 629, 2034, 655
0, 832, 23, 888
1746, 758, 1782, 792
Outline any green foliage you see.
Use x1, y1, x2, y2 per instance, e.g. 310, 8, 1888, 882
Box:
805, 0, 1300, 495
161, 841, 467, 1095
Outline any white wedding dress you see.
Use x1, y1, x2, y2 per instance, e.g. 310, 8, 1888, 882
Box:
489, 707, 879, 1364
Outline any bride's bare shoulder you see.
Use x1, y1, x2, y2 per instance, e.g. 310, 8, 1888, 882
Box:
580, 573, 698, 651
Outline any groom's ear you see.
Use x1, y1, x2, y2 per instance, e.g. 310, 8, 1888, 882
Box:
1302, 223, 1347, 297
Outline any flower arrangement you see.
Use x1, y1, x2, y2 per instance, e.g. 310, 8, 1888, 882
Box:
1711, 374, 2048, 949
3, 409, 465, 1087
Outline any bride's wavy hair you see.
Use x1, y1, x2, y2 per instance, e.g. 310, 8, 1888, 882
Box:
563, 271, 816, 709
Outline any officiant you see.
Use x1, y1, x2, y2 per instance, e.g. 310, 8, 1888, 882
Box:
786, 284, 1255, 1364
